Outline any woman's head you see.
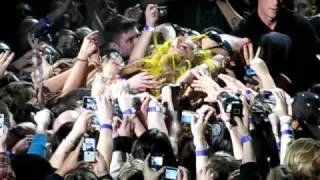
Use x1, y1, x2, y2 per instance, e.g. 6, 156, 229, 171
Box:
131, 129, 177, 167
284, 138, 320, 177
64, 167, 98, 180
207, 154, 239, 180
119, 158, 144, 180
267, 166, 299, 180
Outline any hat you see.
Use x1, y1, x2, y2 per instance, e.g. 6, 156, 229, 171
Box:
292, 91, 320, 126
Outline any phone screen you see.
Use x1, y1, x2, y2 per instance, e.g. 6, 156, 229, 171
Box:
150, 154, 164, 171
164, 167, 178, 180
82, 138, 96, 162
181, 111, 199, 124
82, 96, 97, 110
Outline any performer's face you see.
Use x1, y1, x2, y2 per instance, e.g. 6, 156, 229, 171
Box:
170, 36, 195, 59
258, 0, 283, 20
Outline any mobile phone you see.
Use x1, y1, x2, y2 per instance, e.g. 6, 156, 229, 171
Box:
0, 114, 4, 135
230, 101, 243, 121
82, 138, 96, 162
181, 110, 199, 124
82, 96, 97, 110
164, 167, 178, 180
91, 115, 100, 129
150, 154, 164, 171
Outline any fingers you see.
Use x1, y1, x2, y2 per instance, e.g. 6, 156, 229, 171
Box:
144, 153, 151, 168
248, 42, 254, 61
255, 46, 261, 59
85, 30, 99, 40
243, 44, 249, 65
204, 110, 214, 124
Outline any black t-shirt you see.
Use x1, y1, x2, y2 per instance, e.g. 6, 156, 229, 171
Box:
233, 8, 320, 92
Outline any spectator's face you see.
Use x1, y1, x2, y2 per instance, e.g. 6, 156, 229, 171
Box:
116, 27, 139, 58
56, 34, 78, 57
258, 0, 283, 20
294, 0, 313, 16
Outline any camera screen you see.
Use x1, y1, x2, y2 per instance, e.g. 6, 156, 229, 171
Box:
151, 156, 163, 166
83, 97, 97, 110
165, 167, 178, 180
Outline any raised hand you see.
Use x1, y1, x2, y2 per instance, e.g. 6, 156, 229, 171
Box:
191, 69, 222, 102
0, 52, 14, 79
271, 88, 289, 117
124, 4, 143, 21
145, 4, 160, 26
127, 72, 159, 90
96, 95, 113, 124
12, 135, 33, 154
56, 138, 84, 177
191, 110, 214, 148
196, 167, 214, 180
143, 154, 166, 180
34, 109, 52, 133
77, 31, 99, 60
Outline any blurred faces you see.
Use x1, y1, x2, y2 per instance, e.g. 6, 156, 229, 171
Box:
258, 0, 283, 21
115, 27, 139, 58
294, 0, 315, 16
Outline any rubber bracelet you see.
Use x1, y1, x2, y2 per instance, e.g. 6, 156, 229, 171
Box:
122, 107, 136, 115
276, 142, 281, 150
281, 130, 293, 136
100, 124, 112, 130
143, 24, 155, 32
195, 149, 209, 156
42, 16, 52, 27
240, 135, 251, 144
6, 151, 15, 159
147, 106, 161, 112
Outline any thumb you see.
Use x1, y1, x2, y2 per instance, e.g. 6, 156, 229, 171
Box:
157, 166, 166, 176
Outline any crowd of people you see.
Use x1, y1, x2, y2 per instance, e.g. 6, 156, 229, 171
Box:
0, 0, 320, 179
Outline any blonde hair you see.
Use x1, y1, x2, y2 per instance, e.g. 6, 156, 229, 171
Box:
284, 138, 320, 177
119, 158, 144, 180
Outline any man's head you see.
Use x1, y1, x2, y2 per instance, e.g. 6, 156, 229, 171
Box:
103, 15, 139, 58
258, 0, 284, 21
294, 0, 317, 16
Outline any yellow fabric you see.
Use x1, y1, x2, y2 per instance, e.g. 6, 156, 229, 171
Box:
139, 33, 216, 84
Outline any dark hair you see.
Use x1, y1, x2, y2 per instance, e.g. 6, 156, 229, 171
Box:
0, 82, 34, 111
102, 14, 137, 45
64, 167, 98, 180
51, 122, 74, 152
54, 29, 79, 58
48, 88, 91, 116
131, 129, 177, 167
208, 154, 240, 180
12, 103, 44, 124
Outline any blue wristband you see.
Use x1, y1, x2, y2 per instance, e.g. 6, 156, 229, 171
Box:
276, 142, 281, 150
147, 106, 161, 112
143, 24, 155, 32
281, 130, 293, 136
122, 108, 136, 115
195, 149, 209, 156
240, 135, 251, 144
42, 16, 52, 27
100, 123, 112, 130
